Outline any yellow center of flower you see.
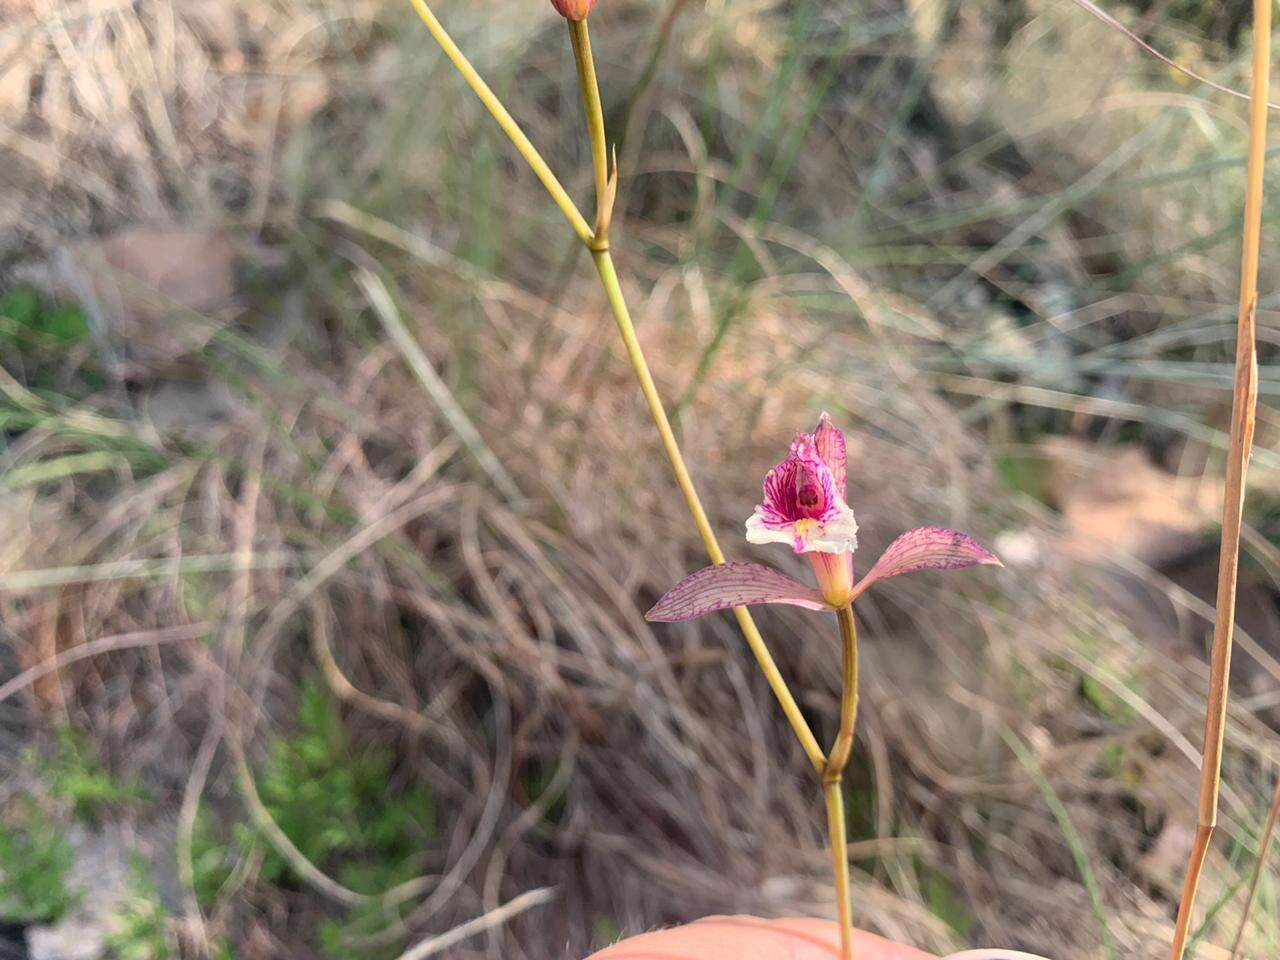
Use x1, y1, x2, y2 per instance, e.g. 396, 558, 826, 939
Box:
793, 518, 818, 542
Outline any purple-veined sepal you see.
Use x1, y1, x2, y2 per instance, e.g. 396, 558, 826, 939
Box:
645, 562, 833, 622
813, 411, 847, 498
851, 526, 1001, 599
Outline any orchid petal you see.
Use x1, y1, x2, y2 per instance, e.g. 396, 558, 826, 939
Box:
814, 411, 847, 497
851, 526, 1001, 598
645, 562, 832, 622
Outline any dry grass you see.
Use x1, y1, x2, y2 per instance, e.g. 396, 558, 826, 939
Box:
2, 1, 1279, 958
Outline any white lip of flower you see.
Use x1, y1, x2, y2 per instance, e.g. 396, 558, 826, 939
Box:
745, 505, 859, 555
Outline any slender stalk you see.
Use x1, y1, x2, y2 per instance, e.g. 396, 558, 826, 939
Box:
824, 779, 854, 960
405, 0, 826, 773
406, 0, 593, 245
1167, 3, 1269, 958
592, 248, 825, 771
569, 21, 824, 771
823, 604, 860, 960
1229, 774, 1280, 958
568, 19, 609, 228
826, 606, 860, 781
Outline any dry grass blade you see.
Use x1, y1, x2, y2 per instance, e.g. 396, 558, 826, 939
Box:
356, 267, 524, 506
309, 598, 431, 734
1229, 775, 1280, 958
1065, 0, 1280, 111
393, 887, 556, 960
0, 552, 296, 592
0, 623, 209, 704
1166, 1, 1270, 957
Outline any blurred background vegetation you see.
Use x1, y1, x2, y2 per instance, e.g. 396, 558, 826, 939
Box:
1, 0, 1279, 957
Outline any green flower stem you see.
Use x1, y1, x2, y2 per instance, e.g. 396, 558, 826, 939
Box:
824, 779, 854, 960
405, 0, 826, 789
827, 605, 860, 780
592, 247, 826, 772
405, 0, 825, 774
407, 0, 593, 245
566, 16, 825, 773
408, 5, 870, 948
567, 19, 610, 230
823, 604, 860, 960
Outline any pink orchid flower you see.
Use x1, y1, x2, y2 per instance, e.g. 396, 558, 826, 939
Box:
646, 413, 1000, 622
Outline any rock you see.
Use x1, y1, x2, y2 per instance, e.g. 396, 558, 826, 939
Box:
24, 824, 134, 960
1040, 437, 1222, 568
1037, 437, 1280, 699
142, 379, 240, 440
0, 921, 29, 960
52, 228, 241, 378
1136, 818, 1195, 896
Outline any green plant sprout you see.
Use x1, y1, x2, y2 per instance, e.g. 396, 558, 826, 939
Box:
104, 856, 173, 960
34, 727, 152, 825
255, 681, 434, 956
0, 798, 81, 925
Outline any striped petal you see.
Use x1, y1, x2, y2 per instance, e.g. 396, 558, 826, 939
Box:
645, 562, 832, 622
851, 526, 1000, 599
813, 411, 847, 497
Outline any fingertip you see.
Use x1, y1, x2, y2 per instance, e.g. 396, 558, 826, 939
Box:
585, 916, 937, 960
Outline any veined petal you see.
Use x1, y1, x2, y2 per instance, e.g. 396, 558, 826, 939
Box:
851, 526, 1000, 599
759, 443, 839, 522
757, 456, 802, 524
814, 411, 847, 498
645, 562, 832, 622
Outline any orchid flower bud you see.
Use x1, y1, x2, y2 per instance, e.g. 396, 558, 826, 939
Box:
551, 0, 596, 20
